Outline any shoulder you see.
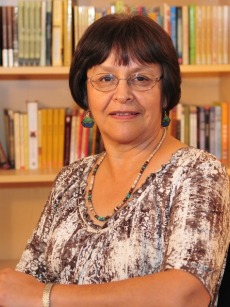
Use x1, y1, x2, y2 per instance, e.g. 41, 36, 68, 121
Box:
46, 154, 101, 209
171, 146, 228, 178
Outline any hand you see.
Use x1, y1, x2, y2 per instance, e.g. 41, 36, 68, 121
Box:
0, 268, 44, 307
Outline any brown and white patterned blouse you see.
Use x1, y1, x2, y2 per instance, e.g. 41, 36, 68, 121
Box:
16, 147, 230, 306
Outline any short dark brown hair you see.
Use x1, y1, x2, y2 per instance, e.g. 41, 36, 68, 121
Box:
69, 13, 181, 111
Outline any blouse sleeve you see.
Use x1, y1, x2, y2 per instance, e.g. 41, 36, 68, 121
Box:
162, 155, 230, 301
15, 166, 71, 282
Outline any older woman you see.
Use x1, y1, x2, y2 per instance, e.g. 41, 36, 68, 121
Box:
0, 14, 229, 307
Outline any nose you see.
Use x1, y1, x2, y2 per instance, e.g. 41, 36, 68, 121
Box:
113, 79, 134, 104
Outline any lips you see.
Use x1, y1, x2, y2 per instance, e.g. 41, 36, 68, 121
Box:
109, 111, 139, 116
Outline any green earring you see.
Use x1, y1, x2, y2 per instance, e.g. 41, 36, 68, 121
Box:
81, 111, 95, 128
161, 108, 170, 127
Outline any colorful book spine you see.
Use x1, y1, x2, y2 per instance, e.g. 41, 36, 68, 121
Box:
27, 101, 38, 169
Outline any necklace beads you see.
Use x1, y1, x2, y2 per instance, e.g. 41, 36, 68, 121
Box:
87, 128, 166, 222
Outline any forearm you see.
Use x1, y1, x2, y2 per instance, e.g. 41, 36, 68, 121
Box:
50, 270, 210, 307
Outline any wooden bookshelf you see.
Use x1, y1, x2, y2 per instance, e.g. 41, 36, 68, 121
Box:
1, 0, 230, 267
0, 169, 59, 183
1, 65, 230, 78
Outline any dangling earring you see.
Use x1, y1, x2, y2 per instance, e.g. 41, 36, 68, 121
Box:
161, 108, 171, 127
81, 110, 95, 128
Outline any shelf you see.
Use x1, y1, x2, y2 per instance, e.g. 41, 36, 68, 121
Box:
1, 65, 230, 78
0, 66, 70, 79
0, 169, 59, 183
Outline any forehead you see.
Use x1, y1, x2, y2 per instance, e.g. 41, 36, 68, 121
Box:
88, 51, 161, 75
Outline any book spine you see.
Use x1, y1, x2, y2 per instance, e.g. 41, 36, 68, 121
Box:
7, 6, 13, 67
221, 102, 229, 165
2, 6, 8, 67
57, 108, 65, 168
14, 111, 21, 169
0, 140, 10, 169
18, 0, 25, 66
34, 0, 41, 66
63, 0, 73, 66
189, 5, 196, 65
28, 1, 36, 66
13, 6, 19, 66
63, 109, 72, 166
46, 0, 52, 66
27, 101, 38, 169
182, 5, 189, 65
40, 0, 47, 66
52, 0, 63, 66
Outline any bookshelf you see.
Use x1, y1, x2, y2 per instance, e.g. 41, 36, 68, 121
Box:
1, 0, 230, 269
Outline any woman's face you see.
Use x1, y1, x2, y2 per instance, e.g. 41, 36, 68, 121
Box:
86, 51, 164, 147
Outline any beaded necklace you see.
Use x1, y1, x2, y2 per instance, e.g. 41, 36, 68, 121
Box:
87, 128, 166, 222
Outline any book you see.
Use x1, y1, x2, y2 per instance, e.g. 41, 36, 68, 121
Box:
189, 105, 197, 148
28, 1, 36, 65
41, 108, 48, 169
45, 0, 52, 66
63, 108, 72, 166
18, 0, 25, 65
182, 5, 189, 65
176, 6, 182, 64
27, 101, 38, 169
170, 6, 177, 52
213, 103, 222, 160
46, 108, 53, 169
197, 106, 205, 151
40, 0, 47, 66
34, 0, 41, 65
57, 108, 66, 168
13, 111, 21, 170
0, 7, 2, 66
2, 6, 8, 67
52, 0, 63, 66
6, 6, 13, 67
19, 112, 26, 169
63, 0, 73, 66
12, 5, 19, 66
204, 106, 210, 152
211, 6, 218, 64
52, 108, 59, 168
0, 140, 10, 169
206, 5, 212, 65
222, 5, 229, 65
4, 108, 15, 168
221, 101, 229, 165
189, 5, 196, 65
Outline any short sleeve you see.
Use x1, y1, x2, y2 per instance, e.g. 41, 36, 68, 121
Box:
162, 157, 230, 301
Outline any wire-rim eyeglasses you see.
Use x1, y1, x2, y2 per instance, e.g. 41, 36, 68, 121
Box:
87, 73, 163, 92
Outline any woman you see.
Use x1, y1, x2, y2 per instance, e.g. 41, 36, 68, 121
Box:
0, 14, 229, 307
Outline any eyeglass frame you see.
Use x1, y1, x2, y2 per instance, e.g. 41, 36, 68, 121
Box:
87, 72, 163, 92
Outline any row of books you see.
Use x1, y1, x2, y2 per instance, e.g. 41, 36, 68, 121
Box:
1, 101, 230, 170
169, 103, 230, 166
1, 1, 230, 67
1, 104, 103, 170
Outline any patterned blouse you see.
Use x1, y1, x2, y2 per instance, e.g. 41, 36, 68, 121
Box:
16, 147, 230, 306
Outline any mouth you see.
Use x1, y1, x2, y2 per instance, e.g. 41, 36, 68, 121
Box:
109, 111, 140, 116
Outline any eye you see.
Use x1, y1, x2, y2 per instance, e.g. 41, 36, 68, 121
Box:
133, 74, 151, 82
97, 74, 116, 83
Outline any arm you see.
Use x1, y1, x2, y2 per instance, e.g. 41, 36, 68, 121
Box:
0, 267, 209, 307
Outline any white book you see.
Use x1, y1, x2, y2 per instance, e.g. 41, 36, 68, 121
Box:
27, 101, 38, 169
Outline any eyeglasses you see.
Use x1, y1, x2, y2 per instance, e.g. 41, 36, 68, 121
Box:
87, 73, 163, 92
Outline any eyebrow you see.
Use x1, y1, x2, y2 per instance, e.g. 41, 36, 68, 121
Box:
93, 64, 159, 75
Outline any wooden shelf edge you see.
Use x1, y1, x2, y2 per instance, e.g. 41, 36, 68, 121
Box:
0, 169, 59, 183
1, 65, 230, 77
